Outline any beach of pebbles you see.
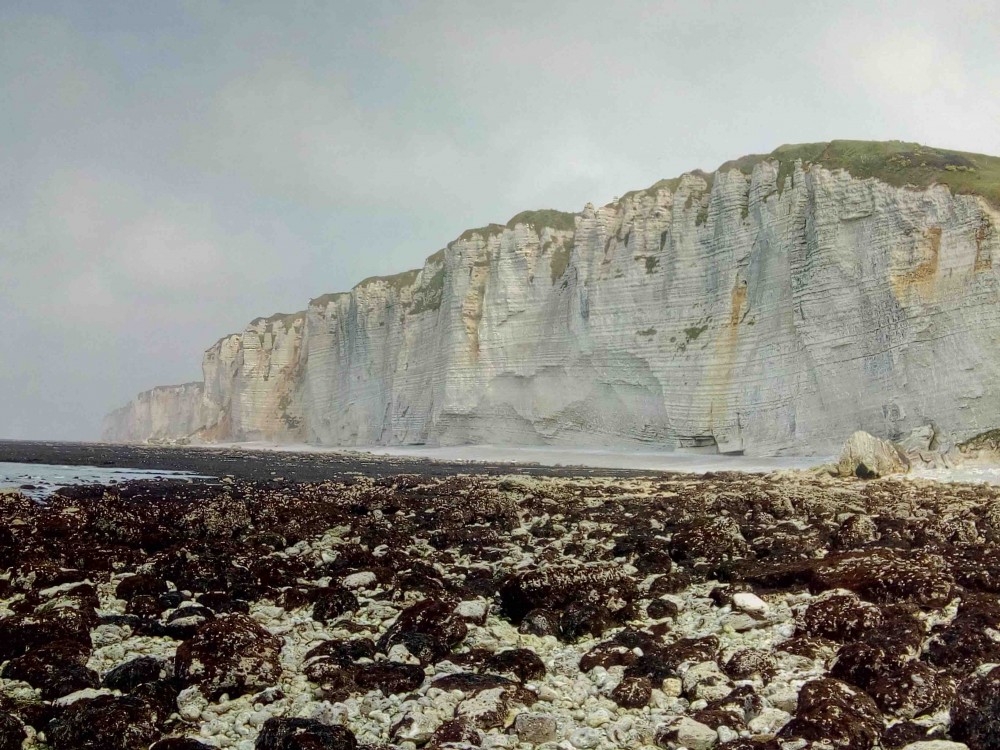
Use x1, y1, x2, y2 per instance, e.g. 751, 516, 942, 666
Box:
2, 468, 1000, 750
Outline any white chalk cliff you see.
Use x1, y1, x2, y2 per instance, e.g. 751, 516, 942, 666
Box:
103, 141, 1000, 455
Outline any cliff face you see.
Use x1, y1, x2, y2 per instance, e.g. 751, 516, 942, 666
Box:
103, 141, 1000, 455
199, 313, 306, 443
101, 382, 208, 443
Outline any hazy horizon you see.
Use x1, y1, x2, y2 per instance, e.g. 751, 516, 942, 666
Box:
3, 0, 999, 440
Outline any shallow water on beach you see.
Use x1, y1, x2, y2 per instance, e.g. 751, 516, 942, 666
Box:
0, 461, 212, 499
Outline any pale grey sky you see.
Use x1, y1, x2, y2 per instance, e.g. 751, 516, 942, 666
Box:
2, 0, 998, 440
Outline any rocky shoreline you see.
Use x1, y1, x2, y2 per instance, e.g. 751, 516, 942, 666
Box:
0, 441, 666, 483
3, 469, 1000, 750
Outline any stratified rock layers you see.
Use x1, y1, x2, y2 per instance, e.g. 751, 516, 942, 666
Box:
102, 383, 208, 444
103, 157, 1000, 455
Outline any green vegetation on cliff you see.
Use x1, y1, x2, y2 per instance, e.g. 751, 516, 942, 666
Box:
717, 140, 1000, 207
290, 140, 1000, 329
408, 264, 446, 315
505, 209, 576, 232
548, 236, 575, 283
309, 292, 349, 308
356, 268, 420, 293
453, 224, 505, 244
620, 177, 684, 203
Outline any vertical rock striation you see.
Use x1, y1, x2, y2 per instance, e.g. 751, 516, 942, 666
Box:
101, 382, 208, 444
102, 141, 1000, 455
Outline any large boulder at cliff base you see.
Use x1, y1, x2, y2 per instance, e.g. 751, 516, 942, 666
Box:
836, 431, 909, 478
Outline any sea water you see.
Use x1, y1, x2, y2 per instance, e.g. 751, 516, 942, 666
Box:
0, 461, 212, 500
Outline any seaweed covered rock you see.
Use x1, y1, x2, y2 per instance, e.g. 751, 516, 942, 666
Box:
163, 605, 215, 639
647, 598, 679, 620
0, 613, 90, 662
612, 675, 652, 708
780, 678, 883, 750
829, 605, 925, 688
670, 516, 749, 565
811, 550, 953, 607
835, 514, 880, 549
483, 648, 545, 682
625, 636, 720, 685
801, 594, 883, 642
103, 656, 170, 693
868, 662, 954, 718
0, 712, 26, 750
255, 717, 357, 750
48, 695, 162, 750
150, 740, 215, 750
951, 666, 1000, 750
304, 638, 376, 667
353, 662, 425, 695
115, 573, 168, 601
926, 594, 1000, 674
517, 608, 560, 637
557, 601, 615, 641
432, 672, 523, 696
498, 564, 636, 638
427, 718, 481, 748
377, 598, 466, 661
579, 641, 637, 672
723, 649, 777, 682
1, 638, 98, 700
174, 614, 282, 699
303, 661, 358, 701
311, 585, 359, 624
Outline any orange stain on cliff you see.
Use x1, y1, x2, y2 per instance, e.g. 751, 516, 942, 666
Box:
891, 226, 941, 302
708, 278, 749, 442
975, 217, 995, 272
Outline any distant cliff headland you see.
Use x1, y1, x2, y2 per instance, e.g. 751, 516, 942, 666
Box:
104, 141, 1000, 456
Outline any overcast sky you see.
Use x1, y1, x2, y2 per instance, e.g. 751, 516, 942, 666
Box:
2, 0, 998, 440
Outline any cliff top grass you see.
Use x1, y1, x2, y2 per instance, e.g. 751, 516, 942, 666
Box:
505, 209, 576, 232
617, 170, 714, 205
309, 291, 349, 307
716, 140, 1000, 208
620, 178, 684, 203
356, 268, 421, 292
272, 140, 1000, 330
452, 224, 506, 244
